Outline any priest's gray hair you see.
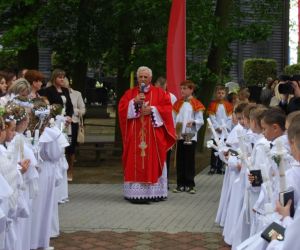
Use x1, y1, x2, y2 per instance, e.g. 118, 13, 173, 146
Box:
137, 66, 152, 78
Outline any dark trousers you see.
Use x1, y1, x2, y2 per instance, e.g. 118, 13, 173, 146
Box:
210, 145, 223, 172
65, 122, 79, 155
166, 149, 172, 179
176, 140, 196, 188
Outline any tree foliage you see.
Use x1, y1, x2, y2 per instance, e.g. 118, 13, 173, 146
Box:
0, 0, 286, 145
0, 0, 282, 83
243, 58, 277, 86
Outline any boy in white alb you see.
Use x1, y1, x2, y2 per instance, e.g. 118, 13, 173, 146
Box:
207, 85, 233, 174
172, 80, 205, 194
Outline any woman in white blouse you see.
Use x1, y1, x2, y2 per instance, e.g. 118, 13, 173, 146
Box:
64, 78, 86, 181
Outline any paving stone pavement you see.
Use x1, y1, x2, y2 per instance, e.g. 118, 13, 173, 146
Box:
52, 169, 230, 249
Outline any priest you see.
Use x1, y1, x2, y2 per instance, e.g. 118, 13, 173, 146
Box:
118, 66, 176, 203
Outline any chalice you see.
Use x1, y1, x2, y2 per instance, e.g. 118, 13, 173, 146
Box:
182, 126, 195, 145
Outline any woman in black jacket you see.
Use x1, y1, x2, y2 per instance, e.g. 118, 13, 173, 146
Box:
39, 69, 73, 119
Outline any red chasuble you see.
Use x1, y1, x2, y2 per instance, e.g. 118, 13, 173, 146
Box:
207, 100, 233, 116
118, 85, 176, 184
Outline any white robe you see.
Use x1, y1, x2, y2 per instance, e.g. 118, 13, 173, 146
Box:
223, 129, 254, 245
30, 127, 67, 249
8, 133, 39, 250
232, 135, 270, 249
0, 174, 13, 250
208, 102, 232, 139
0, 144, 28, 250
215, 123, 244, 226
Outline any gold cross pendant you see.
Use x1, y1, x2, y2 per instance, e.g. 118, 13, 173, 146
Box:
139, 140, 148, 157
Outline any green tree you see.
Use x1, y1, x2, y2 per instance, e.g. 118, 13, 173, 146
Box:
187, 0, 282, 103
0, 0, 43, 69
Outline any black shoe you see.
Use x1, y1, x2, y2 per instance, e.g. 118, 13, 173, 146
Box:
208, 169, 215, 175
151, 197, 167, 202
127, 198, 150, 204
151, 197, 160, 202
216, 169, 224, 175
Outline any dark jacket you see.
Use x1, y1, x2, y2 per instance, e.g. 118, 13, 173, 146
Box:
39, 85, 74, 117
279, 96, 300, 114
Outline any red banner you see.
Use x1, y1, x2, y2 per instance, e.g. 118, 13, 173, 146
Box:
167, 0, 186, 99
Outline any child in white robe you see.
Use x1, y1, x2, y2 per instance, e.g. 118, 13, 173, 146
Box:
215, 102, 247, 227
232, 106, 269, 249
30, 124, 68, 250
207, 85, 233, 174
0, 107, 30, 250
266, 115, 300, 250
172, 80, 205, 194
0, 115, 13, 250
223, 103, 256, 245
0, 172, 13, 250
54, 114, 69, 204
7, 107, 38, 250
52, 122, 69, 238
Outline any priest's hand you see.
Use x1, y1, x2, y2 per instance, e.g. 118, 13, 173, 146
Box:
135, 93, 145, 105
142, 105, 151, 115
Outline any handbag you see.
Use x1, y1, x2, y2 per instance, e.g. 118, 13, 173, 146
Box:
77, 115, 85, 144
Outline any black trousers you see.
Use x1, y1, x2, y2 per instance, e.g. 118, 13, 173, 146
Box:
210, 146, 223, 172
166, 149, 172, 179
175, 140, 196, 188
65, 122, 79, 155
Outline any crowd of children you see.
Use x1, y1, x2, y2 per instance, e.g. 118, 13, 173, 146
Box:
171, 79, 300, 249
210, 87, 300, 249
0, 76, 71, 249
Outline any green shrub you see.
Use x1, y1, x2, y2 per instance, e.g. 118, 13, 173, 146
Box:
0, 49, 18, 70
284, 64, 300, 75
243, 58, 277, 86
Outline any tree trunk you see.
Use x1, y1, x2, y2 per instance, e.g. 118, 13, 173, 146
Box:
71, 61, 87, 95
115, 66, 129, 147
17, 41, 39, 70
198, 0, 233, 151
202, 0, 233, 107
114, 13, 133, 146
70, 0, 90, 95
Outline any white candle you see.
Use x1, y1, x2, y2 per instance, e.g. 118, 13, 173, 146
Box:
207, 118, 220, 146
34, 129, 39, 142
260, 163, 273, 203
276, 140, 286, 191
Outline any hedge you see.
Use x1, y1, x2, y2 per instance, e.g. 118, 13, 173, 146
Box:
243, 58, 277, 86
284, 64, 300, 75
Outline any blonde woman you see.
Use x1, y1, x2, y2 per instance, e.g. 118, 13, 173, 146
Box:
0, 78, 31, 106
